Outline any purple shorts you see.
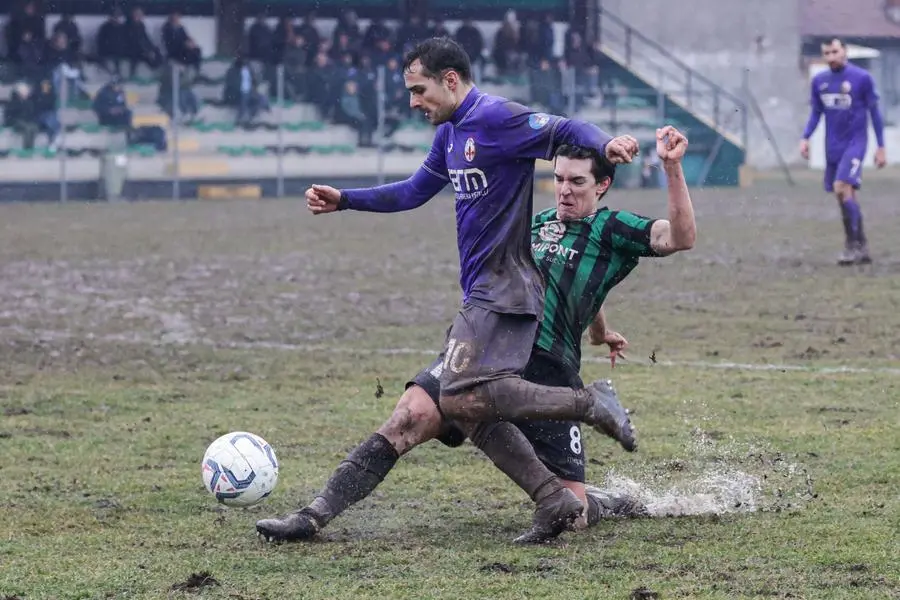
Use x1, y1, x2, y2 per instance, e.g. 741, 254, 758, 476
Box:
824, 146, 865, 192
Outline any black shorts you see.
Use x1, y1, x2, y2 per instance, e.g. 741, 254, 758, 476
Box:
407, 348, 586, 483
437, 303, 539, 396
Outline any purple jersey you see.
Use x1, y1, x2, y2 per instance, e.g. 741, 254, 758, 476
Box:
804, 63, 885, 161
340, 87, 612, 317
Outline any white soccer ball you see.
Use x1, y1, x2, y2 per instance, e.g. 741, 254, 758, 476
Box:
201, 431, 279, 507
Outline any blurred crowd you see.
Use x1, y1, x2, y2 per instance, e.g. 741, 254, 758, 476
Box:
2, 3, 612, 150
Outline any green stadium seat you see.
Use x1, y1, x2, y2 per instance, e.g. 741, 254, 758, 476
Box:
127, 144, 156, 157
217, 145, 242, 156
247, 146, 267, 156
617, 96, 651, 109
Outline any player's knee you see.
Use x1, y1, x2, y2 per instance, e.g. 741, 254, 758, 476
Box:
438, 389, 481, 421
377, 386, 442, 454
835, 181, 854, 199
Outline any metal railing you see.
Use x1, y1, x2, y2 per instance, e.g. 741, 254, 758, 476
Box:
596, 7, 748, 148
51, 62, 408, 202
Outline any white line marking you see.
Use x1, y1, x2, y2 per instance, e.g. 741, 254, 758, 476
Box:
15, 329, 900, 376
220, 341, 900, 376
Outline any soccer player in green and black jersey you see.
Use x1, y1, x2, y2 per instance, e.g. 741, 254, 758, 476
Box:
258, 126, 696, 544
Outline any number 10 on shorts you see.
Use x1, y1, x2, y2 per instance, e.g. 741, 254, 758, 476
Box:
443, 338, 472, 374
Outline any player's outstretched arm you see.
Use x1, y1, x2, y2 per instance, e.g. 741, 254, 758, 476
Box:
800, 79, 825, 160
306, 129, 450, 215
649, 126, 696, 256
490, 102, 639, 165
865, 74, 887, 168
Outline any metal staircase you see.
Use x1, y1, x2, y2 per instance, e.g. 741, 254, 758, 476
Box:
596, 7, 748, 150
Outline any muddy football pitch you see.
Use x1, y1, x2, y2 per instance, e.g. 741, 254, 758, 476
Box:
0, 181, 898, 599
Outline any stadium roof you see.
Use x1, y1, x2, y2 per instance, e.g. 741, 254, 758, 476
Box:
801, 0, 900, 37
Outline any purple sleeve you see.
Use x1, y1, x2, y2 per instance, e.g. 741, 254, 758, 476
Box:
340, 128, 449, 213
802, 79, 824, 140
491, 101, 612, 160
865, 74, 886, 147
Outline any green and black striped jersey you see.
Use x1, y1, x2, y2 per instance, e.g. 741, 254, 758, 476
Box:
531, 207, 659, 372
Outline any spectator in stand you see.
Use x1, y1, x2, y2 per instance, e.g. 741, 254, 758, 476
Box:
492, 11, 521, 77
97, 9, 129, 76
33, 78, 60, 150
93, 78, 132, 128
51, 12, 81, 58
395, 15, 429, 55
4, 82, 38, 149
455, 18, 484, 68
356, 54, 378, 122
520, 17, 542, 68
539, 13, 556, 62
283, 34, 309, 101
223, 56, 269, 125
362, 18, 392, 52
295, 12, 322, 67
247, 12, 274, 65
332, 10, 361, 50
383, 55, 409, 120
329, 32, 356, 63
369, 38, 394, 67
158, 63, 199, 123
126, 7, 163, 77
16, 29, 43, 81
430, 19, 451, 39
564, 29, 596, 107
5, 1, 44, 65
43, 31, 87, 100
307, 52, 336, 120
336, 80, 373, 147
163, 12, 202, 73
530, 58, 566, 115
272, 16, 295, 64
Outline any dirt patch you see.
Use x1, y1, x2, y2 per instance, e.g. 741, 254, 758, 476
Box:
479, 562, 514, 574
3, 406, 32, 416
630, 586, 660, 599
19, 427, 71, 438
170, 571, 220, 592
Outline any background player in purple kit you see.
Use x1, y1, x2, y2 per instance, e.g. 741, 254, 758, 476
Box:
256, 37, 641, 544
800, 38, 887, 266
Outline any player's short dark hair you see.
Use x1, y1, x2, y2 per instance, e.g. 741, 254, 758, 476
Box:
822, 37, 846, 48
403, 37, 473, 83
553, 144, 616, 184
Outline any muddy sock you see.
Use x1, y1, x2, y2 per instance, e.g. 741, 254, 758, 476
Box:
465, 421, 564, 503
467, 376, 593, 422
838, 199, 853, 246
843, 197, 862, 245
308, 433, 399, 525
586, 493, 602, 526
852, 193, 867, 245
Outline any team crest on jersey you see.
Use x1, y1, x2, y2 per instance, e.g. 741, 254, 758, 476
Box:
464, 137, 476, 162
538, 221, 566, 243
841, 81, 852, 93
529, 113, 551, 130
819, 82, 829, 92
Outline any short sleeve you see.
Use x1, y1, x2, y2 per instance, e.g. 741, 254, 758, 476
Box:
607, 210, 659, 257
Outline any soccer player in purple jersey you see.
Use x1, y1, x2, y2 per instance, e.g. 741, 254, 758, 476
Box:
800, 38, 887, 265
256, 38, 641, 543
